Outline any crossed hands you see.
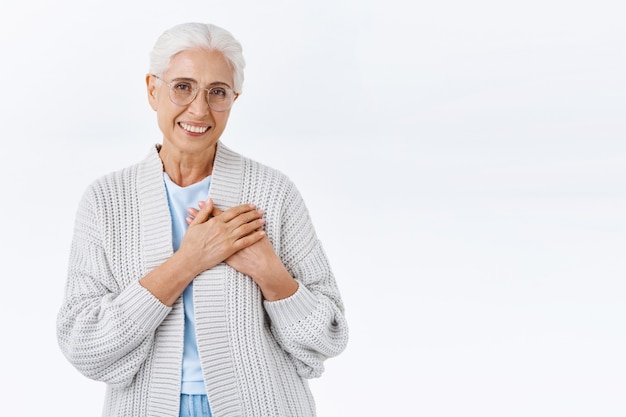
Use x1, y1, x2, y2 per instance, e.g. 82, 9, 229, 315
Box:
181, 199, 298, 301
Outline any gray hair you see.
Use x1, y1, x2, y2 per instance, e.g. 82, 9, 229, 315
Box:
149, 22, 246, 94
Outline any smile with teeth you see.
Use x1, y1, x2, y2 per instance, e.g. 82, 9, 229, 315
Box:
179, 122, 210, 134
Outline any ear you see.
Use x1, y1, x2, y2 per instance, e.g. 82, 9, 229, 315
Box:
146, 74, 158, 111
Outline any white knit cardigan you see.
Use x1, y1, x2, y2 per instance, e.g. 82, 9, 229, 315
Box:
57, 142, 349, 417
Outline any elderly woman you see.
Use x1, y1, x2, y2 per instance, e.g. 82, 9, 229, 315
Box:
57, 22, 348, 417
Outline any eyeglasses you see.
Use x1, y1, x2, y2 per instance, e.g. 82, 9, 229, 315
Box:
153, 75, 237, 112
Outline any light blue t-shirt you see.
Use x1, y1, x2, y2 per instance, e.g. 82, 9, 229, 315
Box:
163, 172, 211, 395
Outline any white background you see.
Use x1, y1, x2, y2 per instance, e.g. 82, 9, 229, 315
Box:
1, 0, 625, 416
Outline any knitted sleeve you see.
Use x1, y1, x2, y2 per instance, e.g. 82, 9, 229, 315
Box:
56, 181, 171, 387
263, 178, 349, 379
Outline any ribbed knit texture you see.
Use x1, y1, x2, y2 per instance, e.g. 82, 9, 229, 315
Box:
57, 142, 349, 417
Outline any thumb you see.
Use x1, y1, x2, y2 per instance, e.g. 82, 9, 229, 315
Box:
189, 198, 214, 226
200, 199, 224, 217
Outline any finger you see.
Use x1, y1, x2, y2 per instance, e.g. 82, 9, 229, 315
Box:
185, 207, 199, 225
234, 218, 266, 237
217, 203, 259, 223
231, 209, 265, 229
217, 208, 264, 235
189, 198, 214, 226
199, 199, 224, 217
233, 229, 266, 251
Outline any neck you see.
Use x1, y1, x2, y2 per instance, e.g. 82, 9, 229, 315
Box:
158, 142, 217, 187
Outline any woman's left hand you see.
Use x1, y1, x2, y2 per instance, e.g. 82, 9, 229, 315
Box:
187, 202, 298, 301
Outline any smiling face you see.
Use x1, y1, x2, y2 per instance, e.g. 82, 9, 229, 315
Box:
147, 48, 237, 159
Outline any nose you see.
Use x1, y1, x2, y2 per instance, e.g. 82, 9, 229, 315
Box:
187, 89, 212, 115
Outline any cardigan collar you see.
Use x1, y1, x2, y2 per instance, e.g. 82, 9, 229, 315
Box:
136, 141, 244, 271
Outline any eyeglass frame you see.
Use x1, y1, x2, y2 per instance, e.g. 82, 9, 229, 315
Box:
151, 74, 238, 112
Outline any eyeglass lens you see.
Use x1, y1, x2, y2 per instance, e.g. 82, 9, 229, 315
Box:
168, 80, 234, 111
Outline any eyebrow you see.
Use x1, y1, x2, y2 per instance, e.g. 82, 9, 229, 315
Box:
170, 77, 233, 89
